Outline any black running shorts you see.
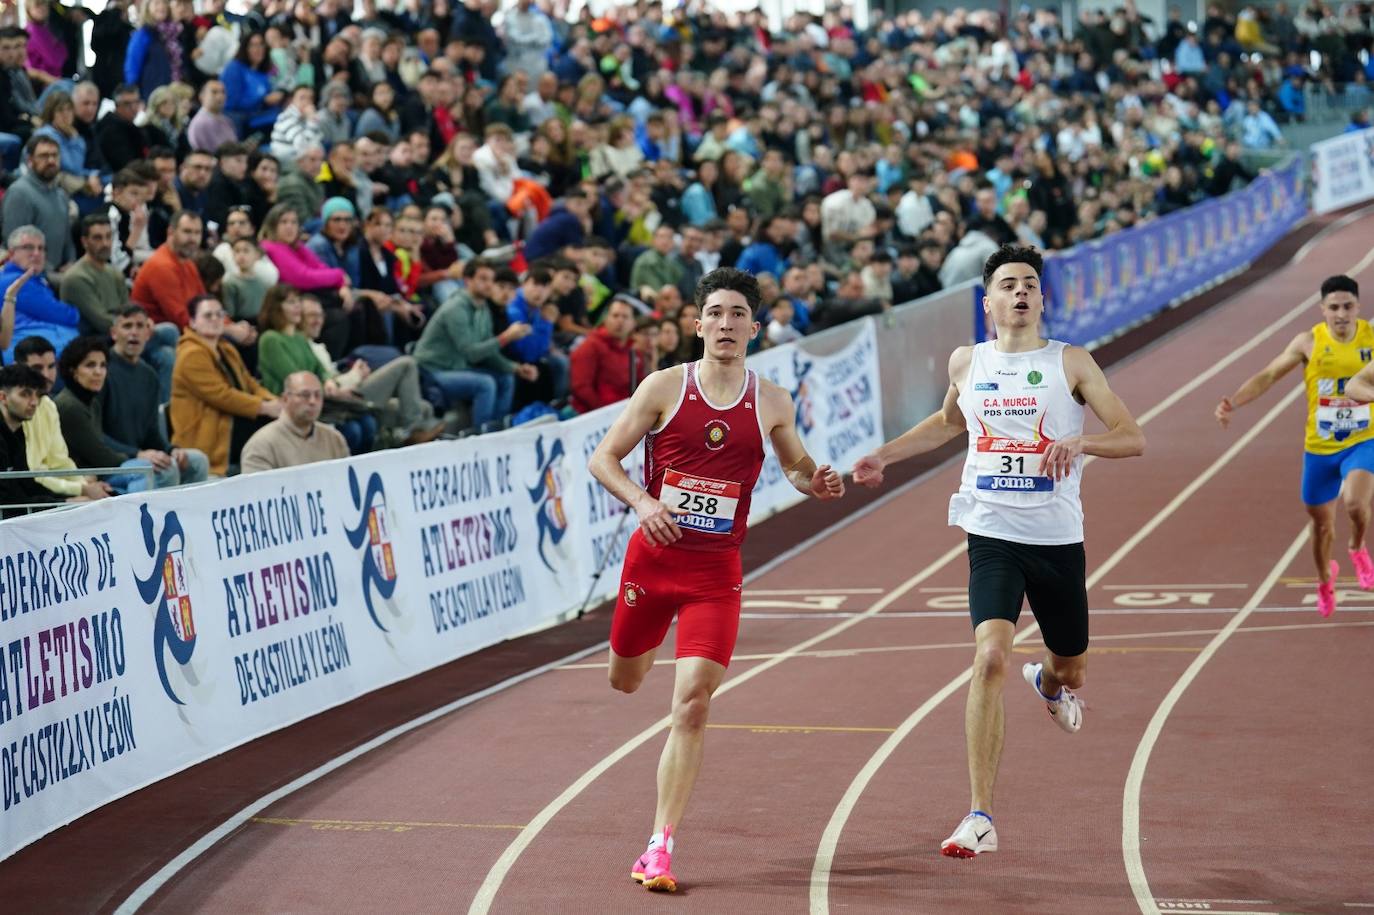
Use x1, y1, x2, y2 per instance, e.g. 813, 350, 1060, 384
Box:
966, 533, 1089, 658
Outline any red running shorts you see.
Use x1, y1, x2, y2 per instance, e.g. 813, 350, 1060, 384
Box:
609, 530, 743, 667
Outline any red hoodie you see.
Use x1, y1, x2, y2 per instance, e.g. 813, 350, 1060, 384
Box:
570, 327, 648, 414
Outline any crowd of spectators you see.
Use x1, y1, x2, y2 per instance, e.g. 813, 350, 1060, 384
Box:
1, 0, 1371, 513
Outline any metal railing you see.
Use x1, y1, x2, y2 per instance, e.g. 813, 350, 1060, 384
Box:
0, 465, 156, 513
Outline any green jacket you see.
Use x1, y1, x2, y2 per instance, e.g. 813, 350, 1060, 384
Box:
744, 174, 787, 220
59, 257, 129, 334
413, 290, 516, 375
276, 170, 325, 223
629, 249, 684, 295
257, 329, 326, 395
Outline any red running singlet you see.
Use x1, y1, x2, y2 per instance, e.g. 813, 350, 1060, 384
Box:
644, 361, 766, 552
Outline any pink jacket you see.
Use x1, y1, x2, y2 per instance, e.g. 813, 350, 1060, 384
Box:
261, 240, 347, 292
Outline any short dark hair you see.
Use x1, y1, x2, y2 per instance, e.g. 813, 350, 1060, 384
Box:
195, 251, 225, 286
463, 258, 493, 279
171, 210, 203, 231
147, 145, 176, 161
1321, 275, 1359, 299
14, 335, 55, 363
186, 294, 222, 320
80, 214, 112, 237
0, 363, 46, 393
113, 83, 140, 99
112, 303, 150, 321
24, 134, 59, 158
494, 266, 520, 285
112, 167, 145, 190
525, 267, 552, 286
694, 266, 762, 313
982, 244, 1044, 287
215, 141, 252, 159
58, 336, 110, 387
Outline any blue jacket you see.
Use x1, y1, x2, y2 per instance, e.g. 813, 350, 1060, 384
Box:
524, 206, 585, 262
307, 234, 363, 287
1278, 79, 1306, 116
124, 27, 172, 100
680, 182, 717, 226
222, 59, 274, 116
735, 241, 785, 280
504, 290, 553, 363
1, 263, 80, 364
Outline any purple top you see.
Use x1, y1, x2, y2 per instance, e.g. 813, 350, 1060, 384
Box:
26, 22, 67, 78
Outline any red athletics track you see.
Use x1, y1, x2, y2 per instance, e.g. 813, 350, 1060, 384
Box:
23, 210, 1374, 915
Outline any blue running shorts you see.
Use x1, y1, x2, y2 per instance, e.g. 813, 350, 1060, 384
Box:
1301, 439, 1374, 506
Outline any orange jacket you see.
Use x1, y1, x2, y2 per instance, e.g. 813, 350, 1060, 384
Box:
131, 243, 206, 329
169, 330, 274, 474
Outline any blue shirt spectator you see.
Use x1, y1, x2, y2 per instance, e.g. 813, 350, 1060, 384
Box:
524, 197, 589, 262
1277, 77, 1306, 119
504, 284, 554, 364
1240, 103, 1284, 148
0, 257, 81, 364
1174, 35, 1206, 74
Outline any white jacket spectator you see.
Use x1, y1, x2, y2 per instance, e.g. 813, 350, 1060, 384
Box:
938, 230, 1000, 288
502, 0, 554, 79
271, 88, 326, 161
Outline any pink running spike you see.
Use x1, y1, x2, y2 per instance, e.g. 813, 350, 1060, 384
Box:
1317, 560, 1339, 618
636, 825, 677, 893
1350, 548, 1374, 590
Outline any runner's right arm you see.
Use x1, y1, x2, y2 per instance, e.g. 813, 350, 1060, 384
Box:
1215, 331, 1309, 428
588, 368, 684, 545
851, 347, 970, 488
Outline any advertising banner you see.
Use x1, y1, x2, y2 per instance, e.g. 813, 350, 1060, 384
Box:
1312, 126, 1374, 215
0, 320, 882, 860
1023, 158, 1306, 347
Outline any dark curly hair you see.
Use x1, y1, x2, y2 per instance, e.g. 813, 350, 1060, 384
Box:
58, 336, 110, 390
982, 244, 1044, 287
693, 266, 762, 315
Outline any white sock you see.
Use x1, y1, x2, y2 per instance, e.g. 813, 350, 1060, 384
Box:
647, 832, 675, 853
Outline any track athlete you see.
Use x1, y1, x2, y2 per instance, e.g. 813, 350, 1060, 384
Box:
588, 266, 845, 892
1217, 275, 1373, 617
851, 244, 1145, 858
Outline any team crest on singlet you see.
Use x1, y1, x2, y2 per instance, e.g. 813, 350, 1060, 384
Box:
624, 582, 641, 606
704, 419, 730, 450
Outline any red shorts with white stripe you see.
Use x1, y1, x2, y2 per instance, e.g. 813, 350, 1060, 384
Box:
609, 530, 743, 667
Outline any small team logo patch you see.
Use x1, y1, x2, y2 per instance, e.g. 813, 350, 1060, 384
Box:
624, 582, 641, 607
705, 419, 730, 450
975, 382, 999, 391
1026, 370, 1044, 386
1361, 348, 1371, 363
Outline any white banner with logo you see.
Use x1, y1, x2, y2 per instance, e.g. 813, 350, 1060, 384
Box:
1312, 126, 1374, 214
0, 319, 882, 860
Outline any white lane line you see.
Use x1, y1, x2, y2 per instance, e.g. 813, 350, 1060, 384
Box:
467, 540, 968, 914
809, 385, 1306, 915
1102, 584, 1249, 590
1122, 524, 1309, 915
113, 639, 611, 915
746, 588, 887, 595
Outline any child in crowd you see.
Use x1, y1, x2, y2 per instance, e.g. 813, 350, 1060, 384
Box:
223, 237, 270, 323
766, 298, 803, 347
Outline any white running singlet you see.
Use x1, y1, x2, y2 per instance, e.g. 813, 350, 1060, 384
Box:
948, 340, 1086, 545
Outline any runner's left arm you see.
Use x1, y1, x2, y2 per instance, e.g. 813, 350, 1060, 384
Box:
762, 380, 845, 500
1345, 362, 1374, 403
1039, 347, 1146, 481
